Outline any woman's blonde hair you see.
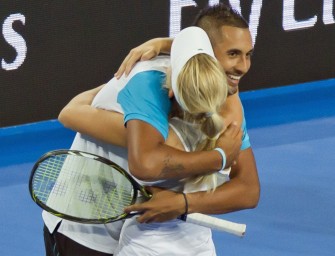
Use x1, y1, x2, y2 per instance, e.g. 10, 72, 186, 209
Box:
167, 53, 228, 191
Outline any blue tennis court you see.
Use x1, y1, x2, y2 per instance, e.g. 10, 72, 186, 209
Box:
1, 79, 334, 255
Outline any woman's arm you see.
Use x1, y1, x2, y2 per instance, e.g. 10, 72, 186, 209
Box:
114, 38, 173, 78
58, 85, 127, 147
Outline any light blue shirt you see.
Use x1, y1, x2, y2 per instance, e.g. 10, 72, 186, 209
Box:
118, 70, 171, 140
117, 65, 250, 150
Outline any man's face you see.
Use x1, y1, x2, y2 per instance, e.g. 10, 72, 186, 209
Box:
213, 26, 253, 95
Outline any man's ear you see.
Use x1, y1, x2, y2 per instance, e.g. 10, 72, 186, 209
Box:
168, 89, 174, 99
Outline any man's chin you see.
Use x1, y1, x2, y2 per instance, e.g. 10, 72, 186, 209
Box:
228, 85, 238, 95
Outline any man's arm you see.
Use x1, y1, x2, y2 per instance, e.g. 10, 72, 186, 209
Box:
126, 119, 242, 181
188, 148, 260, 214
124, 147, 260, 222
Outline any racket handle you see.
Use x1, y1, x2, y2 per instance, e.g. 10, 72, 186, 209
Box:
184, 213, 246, 237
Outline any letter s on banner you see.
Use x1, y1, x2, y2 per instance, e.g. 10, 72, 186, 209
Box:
2, 13, 27, 71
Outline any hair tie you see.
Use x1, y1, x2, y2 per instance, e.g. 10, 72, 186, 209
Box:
205, 112, 213, 118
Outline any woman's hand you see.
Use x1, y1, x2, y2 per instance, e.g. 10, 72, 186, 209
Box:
114, 37, 173, 78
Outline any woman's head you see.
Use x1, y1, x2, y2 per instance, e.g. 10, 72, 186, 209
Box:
175, 53, 227, 139
168, 27, 228, 140
167, 27, 230, 191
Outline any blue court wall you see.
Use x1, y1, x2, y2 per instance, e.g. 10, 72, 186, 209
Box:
1, 78, 334, 167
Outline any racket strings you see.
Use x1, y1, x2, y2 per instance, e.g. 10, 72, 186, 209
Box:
32, 155, 66, 202
89, 180, 134, 219
32, 154, 135, 221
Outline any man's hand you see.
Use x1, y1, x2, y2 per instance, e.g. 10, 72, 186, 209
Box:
215, 122, 242, 168
124, 187, 186, 223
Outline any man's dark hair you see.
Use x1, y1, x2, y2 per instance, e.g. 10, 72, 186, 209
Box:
193, 3, 249, 44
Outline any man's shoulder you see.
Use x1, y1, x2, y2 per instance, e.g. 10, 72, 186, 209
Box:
117, 56, 170, 103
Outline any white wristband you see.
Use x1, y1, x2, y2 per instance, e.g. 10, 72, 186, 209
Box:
214, 148, 226, 171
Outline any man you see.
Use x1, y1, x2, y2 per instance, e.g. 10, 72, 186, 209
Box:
44, 3, 260, 255
109, 3, 260, 223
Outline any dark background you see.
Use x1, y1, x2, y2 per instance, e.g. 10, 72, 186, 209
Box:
1, 0, 334, 127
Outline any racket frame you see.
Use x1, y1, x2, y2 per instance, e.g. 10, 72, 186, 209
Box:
29, 149, 150, 224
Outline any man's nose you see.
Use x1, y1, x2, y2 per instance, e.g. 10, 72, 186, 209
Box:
235, 56, 250, 74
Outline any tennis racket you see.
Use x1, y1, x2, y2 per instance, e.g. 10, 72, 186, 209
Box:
29, 149, 246, 237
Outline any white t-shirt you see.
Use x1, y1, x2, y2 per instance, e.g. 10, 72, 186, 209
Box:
115, 118, 230, 256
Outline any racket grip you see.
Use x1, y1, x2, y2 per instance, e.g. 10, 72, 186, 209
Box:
184, 213, 246, 237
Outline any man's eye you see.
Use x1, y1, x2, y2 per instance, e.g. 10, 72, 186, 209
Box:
247, 52, 253, 58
